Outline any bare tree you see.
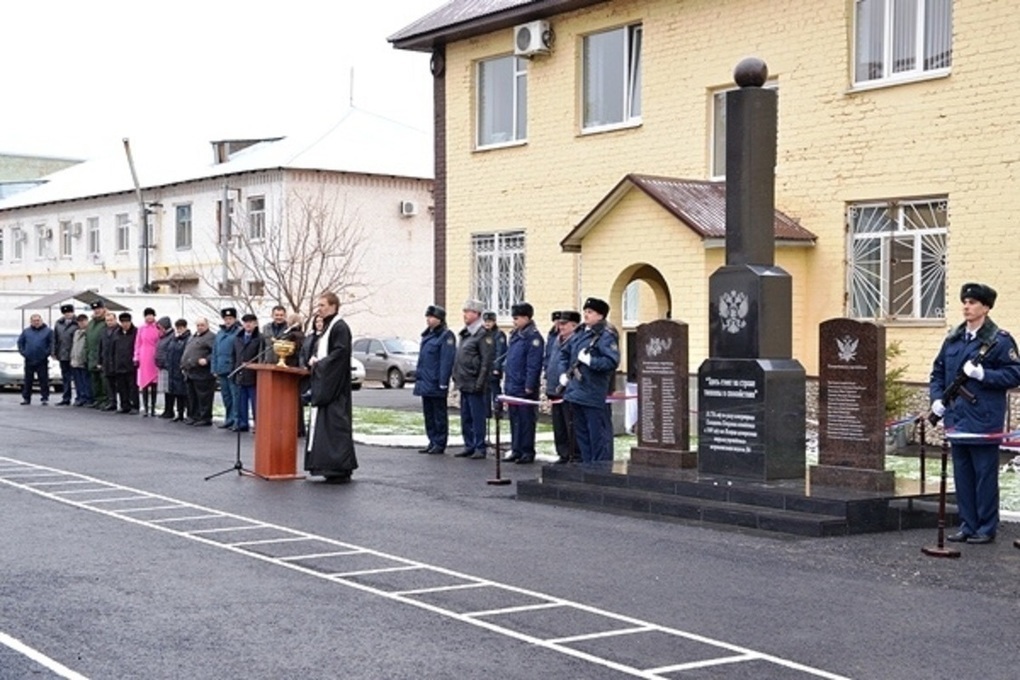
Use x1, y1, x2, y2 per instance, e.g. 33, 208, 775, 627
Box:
192, 185, 368, 324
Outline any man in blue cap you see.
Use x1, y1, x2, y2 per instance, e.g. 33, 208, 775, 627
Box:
929, 282, 1020, 544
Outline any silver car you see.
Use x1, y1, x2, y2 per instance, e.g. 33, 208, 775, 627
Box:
351, 337, 418, 389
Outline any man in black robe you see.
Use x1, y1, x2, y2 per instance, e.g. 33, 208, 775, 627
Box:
304, 292, 358, 483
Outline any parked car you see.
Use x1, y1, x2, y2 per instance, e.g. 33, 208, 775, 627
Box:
351, 337, 418, 388
0, 332, 63, 392
350, 357, 365, 391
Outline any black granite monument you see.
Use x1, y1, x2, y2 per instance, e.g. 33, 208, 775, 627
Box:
697, 58, 806, 481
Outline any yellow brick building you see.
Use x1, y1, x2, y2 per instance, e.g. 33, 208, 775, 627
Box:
392, 0, 1019, 381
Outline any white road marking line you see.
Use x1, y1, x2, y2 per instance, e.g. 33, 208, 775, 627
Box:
278, 549, 366, 561
327, 565, 423, 577
21, 480, 95, 486
149, 514, 230, 523
0, 457, 852, 680
79, 496, 151, 504
227, 537, 316, 547
466, 601, 565, 617
393, 582, 489, 596
186, 525, 265, 534
548, 626, 655, 644
116, 505, 190, 514
0, 630, 90, 680
647, 653, 759, 673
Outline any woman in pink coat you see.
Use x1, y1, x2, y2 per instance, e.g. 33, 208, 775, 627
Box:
134, 307, 162, 417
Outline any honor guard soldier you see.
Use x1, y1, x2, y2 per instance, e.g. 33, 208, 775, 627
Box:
502, 303, 544, 464
483, 310, 507, 418
556, 298, 620, 463
929, 282, 1020, 544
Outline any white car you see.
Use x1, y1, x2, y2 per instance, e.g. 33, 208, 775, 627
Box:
0, 332, 63, 392
351, 357, 365, 391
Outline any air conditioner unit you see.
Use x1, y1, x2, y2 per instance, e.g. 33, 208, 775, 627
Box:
400, 200, 418, 217
71, 223, 83, 238
514, 20, 552, 57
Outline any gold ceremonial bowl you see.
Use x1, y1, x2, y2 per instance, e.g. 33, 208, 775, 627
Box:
272, 339, 296, 367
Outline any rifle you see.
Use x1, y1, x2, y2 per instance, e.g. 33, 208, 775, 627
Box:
927, 339, 995, 426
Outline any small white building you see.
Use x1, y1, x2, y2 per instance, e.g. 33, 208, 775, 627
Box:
0, 108, 434, 339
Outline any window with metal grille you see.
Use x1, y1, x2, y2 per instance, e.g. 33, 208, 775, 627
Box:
847, 197, 947, 320
854, 0, 952, 85
471, 231, 525, 316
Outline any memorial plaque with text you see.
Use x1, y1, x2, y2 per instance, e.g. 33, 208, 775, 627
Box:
636, 320, 689, 452
817, 319, 885, 470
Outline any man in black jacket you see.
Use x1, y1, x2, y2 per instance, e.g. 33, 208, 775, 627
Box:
231, 314, 261, 432
52, 303, 78, 405
452, 299, 494, 459
181, 318, 216, 426
111, 312, 139, 414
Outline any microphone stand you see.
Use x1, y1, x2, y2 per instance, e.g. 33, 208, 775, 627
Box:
205, 338, 281, 481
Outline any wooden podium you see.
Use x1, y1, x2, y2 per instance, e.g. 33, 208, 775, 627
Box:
249, 363, 308, 480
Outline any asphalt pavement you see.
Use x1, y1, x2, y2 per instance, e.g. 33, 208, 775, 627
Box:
2, 391, 1020, 680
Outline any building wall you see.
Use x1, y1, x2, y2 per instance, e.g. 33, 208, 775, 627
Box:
0, 170, 434, 339
440, 0, 1020, 381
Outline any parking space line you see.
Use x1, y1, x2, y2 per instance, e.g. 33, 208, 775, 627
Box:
186, 525, 264, 535
117, 505, 190, 514
227, 537, 316, 547
0, 457, 851, 680
393, 582, 489, 596
0, 630, 90, 680
278, 550, 366, 561
549, 626, 654, 644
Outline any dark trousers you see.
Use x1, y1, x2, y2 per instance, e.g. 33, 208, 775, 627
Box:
113, 371, 139, 411
951, 442, 1000, 538
218, 375, 237, 425
72, 367, 93, 405
21, 361, 50, 403
89, 369, 108, 406
551, 401, 576, 459
459, 391, 487, 453
188, 378, 215, 423
58, 359, 73, 403
236, 384, 256, 429
164, 393, 187, 418
508, 402, 538, 461
572, 402, 611, 463
422, 395, 449, 450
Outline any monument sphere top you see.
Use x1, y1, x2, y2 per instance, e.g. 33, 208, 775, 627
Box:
734, 57, 768, 88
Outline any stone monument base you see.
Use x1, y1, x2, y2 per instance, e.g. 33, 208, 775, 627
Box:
630, 446, 697, 469
810, 464, 895, 493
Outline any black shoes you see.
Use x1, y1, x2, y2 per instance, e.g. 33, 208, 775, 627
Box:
469, 451, 486, 459
946, 531, 971, 543
502, 454, 520, 463
454, 450, 474, 458
323, 472, 352, 484
217, 422, 235, 429
968, 534, 995, 544
514, 458, 535, 465
418, 446, 433, 453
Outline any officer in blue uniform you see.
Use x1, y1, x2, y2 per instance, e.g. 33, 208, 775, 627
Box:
929, 282, 1020, 544
545, 310, 581, 463
413, 305, 457, 454
483, 311, 507, 418
502, 303, 544, 464
557, 297, 620, 464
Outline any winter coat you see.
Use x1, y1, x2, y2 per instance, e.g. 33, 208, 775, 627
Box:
413, 324, 456, 398
85, 316, 107, 370
182, 329, 216, 380
134, 320, 160, 387
166, 330, 190, 396
18, 324, 53, 365
232, 329, 262, 387
111, 324, 138, 374
212, 323, 240, 376
98, 326, 118, 377
452, 320, 494, 394
558, 320, 620, 409
53, 316, 77, 362
70, 328, 88, 369
929, 318, 1020, 434
155, 331, 173, 370
503, 321, 544, 397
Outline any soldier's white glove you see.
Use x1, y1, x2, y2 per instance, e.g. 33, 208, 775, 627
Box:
963, 360, 984, 381
558, 373, 569, 387
931, 399, 945, 417
578, 348, 592, 366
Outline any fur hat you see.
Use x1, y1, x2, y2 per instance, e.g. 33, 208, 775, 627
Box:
60, 304, 74, 313
960, 282, 996, 309
583, 297, 610, 317
462, 299, 485, 314
425, 305, 446, 321
220, 307, 237, 319
559, 310, 582, 324
510, 302, 534, 318
482, 310, 497, 322
157, 316, 172, 330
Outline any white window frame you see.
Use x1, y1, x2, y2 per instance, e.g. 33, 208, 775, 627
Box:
175, 204, 193, 250
582, 23, 642, 132
87, 217, 100, 256
471, 231, 525, 317
58, 220, 72, 259
622, 281, 640, 327
115, 213, 130, 253
0, 229, 4, 264
35, 223, 48, 259
846, 197, 947, 321
853, 0, 952, 87
476, 55, 528, 148
12, 228, 25, 261
709, 81, 779, 180
247, 196, 266, 241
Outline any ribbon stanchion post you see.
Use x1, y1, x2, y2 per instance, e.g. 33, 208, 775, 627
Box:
487, 398, 511, 486
921, 434, 960, 558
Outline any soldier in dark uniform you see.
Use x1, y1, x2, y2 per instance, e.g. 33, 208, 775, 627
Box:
452, 299, 494, 459
483, 310, 507, 453
929, 282, 1020, 544
413, 305, 457, 454
545, 310, 581, 463
501, 303, 544, 464
556, 297, 620, 464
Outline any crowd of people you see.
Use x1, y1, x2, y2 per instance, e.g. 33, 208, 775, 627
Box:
413, 296, 621, 465
16, 294, 358, 484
